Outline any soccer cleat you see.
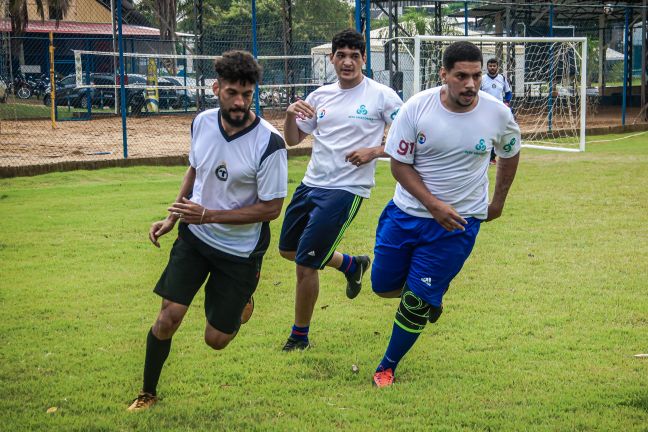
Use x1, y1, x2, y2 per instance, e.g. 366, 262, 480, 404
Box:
127, 391, 158, 411
282, 337, 310, 352
372, 368, 395, 388
241, 296, 254, 325
345, 255, 370, 299
489, 159, 497, 165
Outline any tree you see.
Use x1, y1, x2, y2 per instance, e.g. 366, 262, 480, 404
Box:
4, 0, 70, 66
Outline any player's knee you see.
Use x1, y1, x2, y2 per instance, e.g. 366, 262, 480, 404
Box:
279, 249, 296, 261
204, 332, 233, 351
428, 304, 443, 323
154, 311, 183, 339
394, 284, 436, 332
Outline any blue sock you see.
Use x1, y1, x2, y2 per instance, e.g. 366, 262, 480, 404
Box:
290, 324, 309, 342
338, 254, 357, 275
377, 322, 421, 373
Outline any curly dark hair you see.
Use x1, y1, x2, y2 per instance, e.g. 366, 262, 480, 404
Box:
213, 50, 262, 85
443, 41, 483, 71
332, 29, 365, 55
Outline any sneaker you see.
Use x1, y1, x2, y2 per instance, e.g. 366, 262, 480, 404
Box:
345, 255, 370, 299
127, 391, 158, 411
241, 296, 254, 324
372, 368, 395, 388
282, 337, 310, 352
489, 159, 497, 165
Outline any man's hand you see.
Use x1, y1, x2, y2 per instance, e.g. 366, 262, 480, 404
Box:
286, 99, 315, 121
168, 197, 208, 225
345, 147, 380, 167
149, 217, 177, 248
484, 202, 503, 222
427, 201, 467, 232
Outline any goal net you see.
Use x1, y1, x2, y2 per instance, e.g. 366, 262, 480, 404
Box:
413, 36, 588, 152
72, 50, 329, 116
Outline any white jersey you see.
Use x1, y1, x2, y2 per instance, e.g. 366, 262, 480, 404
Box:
297, 77, 402, 198
481, 73, 511, 101
188, 108, 288, 258
385, 87, 521, 220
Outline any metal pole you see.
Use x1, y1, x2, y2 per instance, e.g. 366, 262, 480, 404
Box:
464, 2, 469, 36
110, 0, 118, 115
365, 0, 371, 78
580, 39, 587, 151
117, 0, 128, 158
623, 6, 629, 126
548, 2, 554, 132
642, 0, 647, 120
355, 0, 362, 33
252, 0, 260, 115
49, 32, 56, 129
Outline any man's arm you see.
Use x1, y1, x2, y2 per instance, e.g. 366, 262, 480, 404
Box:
390, 159, 467, 232
169, 197, 284, 225
485, 152, 519, 222
149, 166, 196, 247
346, 145, 386, 166
284, 100, 314, 146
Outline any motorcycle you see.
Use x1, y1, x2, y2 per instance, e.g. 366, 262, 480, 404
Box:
8, 72, 33, 99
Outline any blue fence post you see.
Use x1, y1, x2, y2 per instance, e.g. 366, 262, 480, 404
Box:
117, 0, 128, 158
464, 2, 469, 36
365, 0, 371, 78
252, 0, 260, 115
622, 6, 630, 126
355, 0, 362, 33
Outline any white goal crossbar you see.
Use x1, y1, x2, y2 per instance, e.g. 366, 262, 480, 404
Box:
413, 35, 588, 152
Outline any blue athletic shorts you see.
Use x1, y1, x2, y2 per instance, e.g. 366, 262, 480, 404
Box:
371, 201, 481, 306
279, 183, 363, 269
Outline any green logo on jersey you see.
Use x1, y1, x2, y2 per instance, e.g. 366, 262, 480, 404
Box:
475, 139, 487, 151
390, 108, 400, 120
356, 105, 368, 115
503, 137, 516, 152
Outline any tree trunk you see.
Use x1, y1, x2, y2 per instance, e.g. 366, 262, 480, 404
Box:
155, 0, 178, 74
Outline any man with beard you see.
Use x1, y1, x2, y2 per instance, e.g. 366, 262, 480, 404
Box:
279, 29, 402, 351
370, 41, 521, 387
128, 50, 288, 410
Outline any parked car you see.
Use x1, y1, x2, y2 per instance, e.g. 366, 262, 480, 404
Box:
160, 76, 198, 109
166, 76, 219, 108
43, 74, 102, 109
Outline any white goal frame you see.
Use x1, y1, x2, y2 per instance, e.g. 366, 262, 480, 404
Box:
413, 35, 587, 152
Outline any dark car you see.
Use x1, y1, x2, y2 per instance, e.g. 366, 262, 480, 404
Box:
43, 74, 99, 109
159, 76, 198, 109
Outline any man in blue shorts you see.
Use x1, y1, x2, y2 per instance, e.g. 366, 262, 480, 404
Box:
128, 51, 288, 410
279, 29, 402, 351
370, 41, 521, 387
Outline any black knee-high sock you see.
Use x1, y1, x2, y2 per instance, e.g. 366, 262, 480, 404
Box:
142, 328, 172, 396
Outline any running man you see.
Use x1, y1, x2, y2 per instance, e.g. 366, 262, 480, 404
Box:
279, 29, 403, 351
128, 50, 288, 410
370, 41, 521, 387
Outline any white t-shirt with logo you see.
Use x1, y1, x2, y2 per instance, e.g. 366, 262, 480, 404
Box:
481, 73, 511, 101
188, 108, 288, 258
296, 77, 402, 198
385, 86, 521, 220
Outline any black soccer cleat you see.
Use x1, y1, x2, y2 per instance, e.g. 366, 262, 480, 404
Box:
345, 255, 370, 299
282, 337, 310, 352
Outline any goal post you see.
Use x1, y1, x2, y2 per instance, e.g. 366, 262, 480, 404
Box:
413, 35, 588, 152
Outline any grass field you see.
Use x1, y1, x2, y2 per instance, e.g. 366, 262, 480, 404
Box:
1, 135, 647, 431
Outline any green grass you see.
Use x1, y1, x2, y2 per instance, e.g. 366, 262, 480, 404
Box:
1, 135, 647, 431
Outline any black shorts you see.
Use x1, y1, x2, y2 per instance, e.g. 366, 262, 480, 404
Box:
278, 183, 363, 269
154, 224, 262, 334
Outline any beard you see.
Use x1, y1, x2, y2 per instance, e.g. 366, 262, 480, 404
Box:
221, 106, 251, 127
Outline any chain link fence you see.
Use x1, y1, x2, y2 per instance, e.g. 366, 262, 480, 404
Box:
1, 1, 647, 175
